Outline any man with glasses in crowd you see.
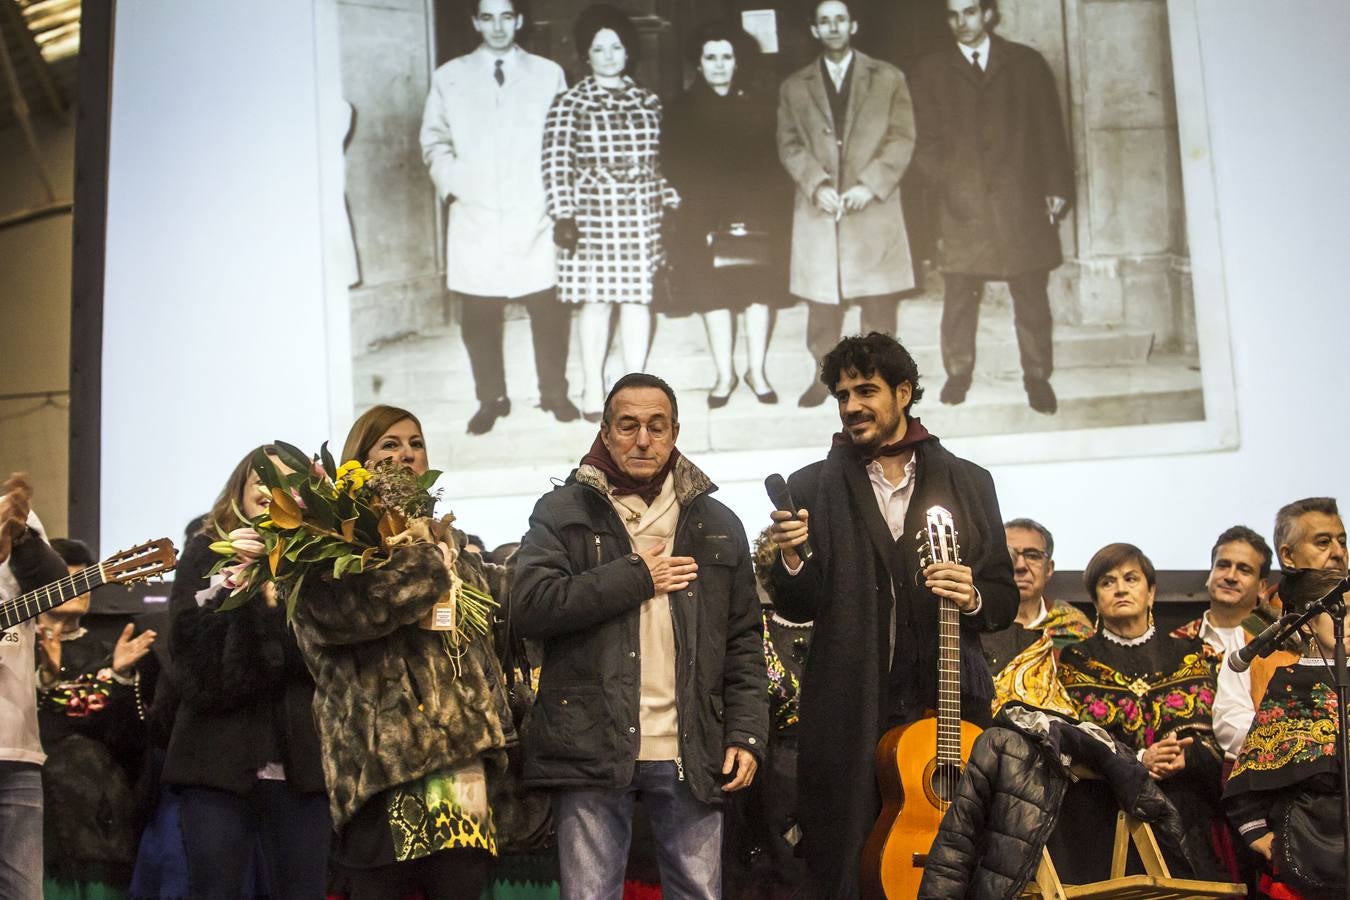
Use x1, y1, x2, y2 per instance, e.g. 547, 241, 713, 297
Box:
982, 517, 1092, 711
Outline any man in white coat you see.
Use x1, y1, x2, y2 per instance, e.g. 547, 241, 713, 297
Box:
420, 0, 576, 434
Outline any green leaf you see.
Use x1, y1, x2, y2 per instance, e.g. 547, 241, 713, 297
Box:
250, 448, 285, 492
216, 589, 254, 612
271, 441, 312, 477
320, 442, 338, 480
286, 571, 305, 621
417, 470, 443, 492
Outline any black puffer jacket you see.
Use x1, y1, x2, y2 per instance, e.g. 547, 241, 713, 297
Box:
918, 705, 1191, 900
511, 457, 768, 805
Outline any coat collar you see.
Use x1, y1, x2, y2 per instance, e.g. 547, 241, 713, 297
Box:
805, 50, 879, 137
573, 74, 657, 111
574, 453, 716, 508
951, 34, 1009, 85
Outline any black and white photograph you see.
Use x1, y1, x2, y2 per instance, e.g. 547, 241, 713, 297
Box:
327, 0, 1235, 499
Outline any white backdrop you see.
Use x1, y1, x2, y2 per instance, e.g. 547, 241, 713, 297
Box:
100, 0, 1350, 568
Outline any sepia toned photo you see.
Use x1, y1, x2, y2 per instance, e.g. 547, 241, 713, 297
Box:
323, 0, 1234, 499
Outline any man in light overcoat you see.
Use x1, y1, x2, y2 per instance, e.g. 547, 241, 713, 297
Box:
777, 0, 916, 407
420, 0, 578, 434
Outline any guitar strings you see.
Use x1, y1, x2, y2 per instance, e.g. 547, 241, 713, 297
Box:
0, 564, 105, 627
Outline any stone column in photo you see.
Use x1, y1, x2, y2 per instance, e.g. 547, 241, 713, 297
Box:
339, 0, 444, 349
998, 0, 1193, 358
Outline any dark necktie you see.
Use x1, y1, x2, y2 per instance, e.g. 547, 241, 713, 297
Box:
494, 59, 504, 87
971, 50, 983, 76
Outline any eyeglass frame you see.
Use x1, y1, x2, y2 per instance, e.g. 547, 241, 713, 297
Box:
1007, 546, 1050, 564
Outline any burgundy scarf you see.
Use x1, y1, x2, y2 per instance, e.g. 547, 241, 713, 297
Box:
579, 433, 682, 505
830, 416, 934, 459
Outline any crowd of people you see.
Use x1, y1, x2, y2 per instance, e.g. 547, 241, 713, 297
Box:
1, 328, 1345, 900
421, 0, 1071, 435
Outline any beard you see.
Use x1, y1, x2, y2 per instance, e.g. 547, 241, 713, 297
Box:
845, 408, 903, 455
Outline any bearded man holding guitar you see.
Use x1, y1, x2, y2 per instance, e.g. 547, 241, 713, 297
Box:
768, 333, 1017, 899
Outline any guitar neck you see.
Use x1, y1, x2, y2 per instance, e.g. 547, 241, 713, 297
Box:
0, 565, 107, 630
936, 596, 962, 764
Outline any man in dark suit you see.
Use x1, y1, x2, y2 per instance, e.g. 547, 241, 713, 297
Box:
777, 0, 916, 408
910, 0, 1073, 413
766, 332, 1017, 898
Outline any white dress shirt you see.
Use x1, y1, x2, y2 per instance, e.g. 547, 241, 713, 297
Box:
958, 35, 991, 71
823, 51, 854, 91
1196, 611, 1247, 657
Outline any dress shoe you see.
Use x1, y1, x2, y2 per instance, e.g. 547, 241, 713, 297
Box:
745, 370, 778, 404
939, 376, 971, 405
539, 396, 581, 423
582, 410, 603, 424
1025, 378, 1058, 414
708, 373, 739, 409
466, 397, 511, 435
797, 381, 831, 408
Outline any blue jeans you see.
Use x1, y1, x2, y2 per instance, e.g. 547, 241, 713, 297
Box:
0, 761, 43, 900
556, 760, 722, 900
179, 781, 332, 900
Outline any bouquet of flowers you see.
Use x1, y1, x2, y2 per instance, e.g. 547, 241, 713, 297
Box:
207, 441, 494, 646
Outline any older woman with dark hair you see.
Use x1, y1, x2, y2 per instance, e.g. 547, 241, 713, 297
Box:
542, 4, 678, 421
661, 20, 788, 407
1054, 543, 1227, 881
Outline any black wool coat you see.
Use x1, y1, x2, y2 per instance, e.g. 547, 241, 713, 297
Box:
660, 79, 790, 311
162, 534, 326, 797
770, 436, 1017, 899
918, 707, 1194, 900
909, 36, 1073, 277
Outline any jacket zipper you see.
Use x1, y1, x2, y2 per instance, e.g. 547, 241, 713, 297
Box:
674, 755, 685, 782
593, 533, 602, 568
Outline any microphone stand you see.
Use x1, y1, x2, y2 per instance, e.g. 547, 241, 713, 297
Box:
1243, 590, 1350, 894
1330, 592, 1350, 899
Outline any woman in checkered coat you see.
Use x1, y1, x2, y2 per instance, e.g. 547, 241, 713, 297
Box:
542, 5, 678, 421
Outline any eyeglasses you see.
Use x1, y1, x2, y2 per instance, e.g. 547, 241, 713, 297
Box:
611, 419, 673, 440
1008, 547, 1048, 564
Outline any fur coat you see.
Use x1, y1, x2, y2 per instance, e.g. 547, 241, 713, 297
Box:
292, 543, 511, 828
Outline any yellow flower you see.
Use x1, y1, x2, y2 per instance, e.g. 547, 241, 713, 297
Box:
334, 460, 371, 496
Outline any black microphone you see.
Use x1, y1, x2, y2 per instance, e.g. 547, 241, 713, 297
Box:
764, 474, 813, 563
1228, 614, 1297, 673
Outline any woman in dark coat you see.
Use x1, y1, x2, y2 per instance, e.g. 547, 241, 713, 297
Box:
1055, 542, 1227, 883
542, 5, 678, 420
661, 21, 788, 408
162, 446, 331, 900
36, 538, 157, 898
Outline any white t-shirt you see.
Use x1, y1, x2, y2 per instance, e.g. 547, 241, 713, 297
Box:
0, 512, 49, 765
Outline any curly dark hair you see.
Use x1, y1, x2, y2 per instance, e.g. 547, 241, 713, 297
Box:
574, 4, 639, 68
818, 332, 925, 414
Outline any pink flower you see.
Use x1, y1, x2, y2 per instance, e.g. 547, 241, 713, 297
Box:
1166, 693, 1186, 709
1088, 701, 1109, 719
226, 527, 265, 561
221, 562, 254, 592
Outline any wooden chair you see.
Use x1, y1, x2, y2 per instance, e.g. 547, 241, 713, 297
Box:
1021, 810, 1246, 899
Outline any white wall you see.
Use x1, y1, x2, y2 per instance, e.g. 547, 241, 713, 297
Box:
99, 0, 1350, 566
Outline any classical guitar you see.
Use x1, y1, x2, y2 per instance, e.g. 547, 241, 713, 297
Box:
0, 539, 178, 630
861, 505, 982, 899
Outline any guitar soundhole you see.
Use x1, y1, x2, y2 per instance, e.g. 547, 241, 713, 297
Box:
927, 762, 964, 805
